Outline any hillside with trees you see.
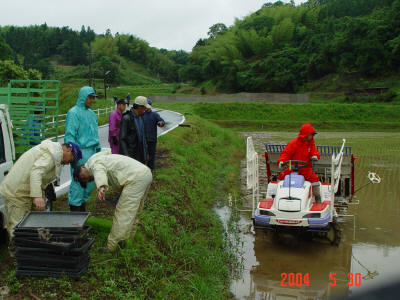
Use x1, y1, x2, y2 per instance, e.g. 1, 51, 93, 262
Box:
0, 24, 188, 86
1, 0, 400, 95
182, 0, 400, 93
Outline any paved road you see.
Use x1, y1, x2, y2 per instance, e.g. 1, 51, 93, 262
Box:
55, 108, 185, 197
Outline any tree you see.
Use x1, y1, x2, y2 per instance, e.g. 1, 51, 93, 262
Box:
0, 36, 12, 60
0, 60, 41, 86
207, 23, 228, 39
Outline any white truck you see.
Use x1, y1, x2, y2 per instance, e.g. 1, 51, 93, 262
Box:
0, 104, 16, 237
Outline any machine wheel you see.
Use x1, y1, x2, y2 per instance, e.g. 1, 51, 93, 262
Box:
326, 221, 341, 246
302, 231, 314, 242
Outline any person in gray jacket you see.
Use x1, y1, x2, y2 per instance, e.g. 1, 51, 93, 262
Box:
119, 96, 150, 164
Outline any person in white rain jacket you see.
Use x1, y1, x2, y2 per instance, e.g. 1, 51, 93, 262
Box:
73, 150, 152, 252
0, 140, 82, 239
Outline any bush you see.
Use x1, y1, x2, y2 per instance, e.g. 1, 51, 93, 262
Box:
0, 60, 42, 86
171, 82, 181, 94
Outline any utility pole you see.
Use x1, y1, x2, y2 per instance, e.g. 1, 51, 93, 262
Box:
87, 46, 95, 88
104, 70, 110, 100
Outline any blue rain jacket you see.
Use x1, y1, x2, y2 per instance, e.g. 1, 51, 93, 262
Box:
143, 110, 165, 142
64, 86, 100, 206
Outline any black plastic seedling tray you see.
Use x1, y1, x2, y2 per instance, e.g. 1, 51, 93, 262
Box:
13, 238, 75, 251
14, 233, 88, 247
14, 226, 91, 239
16, 251, 89, 264
15, 238, 95, 256
16, 265, 89, 279
14, 226, 90, 234
16, 211, 90, 230
16, 255, 90, 269
17, 260, 89, 273
15, 212, 94, 279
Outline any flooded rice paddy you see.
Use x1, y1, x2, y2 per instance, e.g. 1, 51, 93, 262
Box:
228, 131, 400, 299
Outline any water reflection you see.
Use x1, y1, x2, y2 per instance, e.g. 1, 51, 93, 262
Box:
230, 213, 353, 299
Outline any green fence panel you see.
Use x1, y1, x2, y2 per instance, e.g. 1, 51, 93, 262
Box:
5, 80, 59, 156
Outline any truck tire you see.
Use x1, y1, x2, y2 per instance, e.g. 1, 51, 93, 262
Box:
0, 216, 7, 244
44, 183, 56, 212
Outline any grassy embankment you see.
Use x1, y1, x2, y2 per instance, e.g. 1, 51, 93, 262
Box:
302, 74, 400, 103
156, 102, 400, 132
0, 114, 244, 299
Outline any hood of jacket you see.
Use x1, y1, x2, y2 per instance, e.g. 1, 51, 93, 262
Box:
76, 86, 95, 109
298, 123, 316, 140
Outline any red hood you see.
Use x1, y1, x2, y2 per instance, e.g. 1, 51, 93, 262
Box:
298, 123, 316, 139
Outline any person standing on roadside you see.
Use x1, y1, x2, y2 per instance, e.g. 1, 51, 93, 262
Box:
119, 96, 150, 164
126, 93, 131, 106
108, 99, 127, 154
143, 99, 165, 170
65, 86, 101, 211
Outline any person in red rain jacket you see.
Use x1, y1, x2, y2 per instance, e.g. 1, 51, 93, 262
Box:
277, 123, 321, 202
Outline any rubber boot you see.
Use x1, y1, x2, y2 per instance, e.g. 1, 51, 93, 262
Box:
8, 242, 16, 258
312, 185, 321, 203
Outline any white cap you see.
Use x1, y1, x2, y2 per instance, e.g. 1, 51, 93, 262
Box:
134, 96, 151, 109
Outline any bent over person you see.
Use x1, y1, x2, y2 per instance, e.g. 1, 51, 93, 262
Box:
0, 141, 82, 241
65, 86, 101, 211
73, 151, 152, 252
277, 123, 321, 202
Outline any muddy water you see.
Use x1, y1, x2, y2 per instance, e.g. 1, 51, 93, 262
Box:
229, 132, 400, 299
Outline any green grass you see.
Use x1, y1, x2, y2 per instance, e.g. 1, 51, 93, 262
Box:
0, 114, 244, 299
118, 59, 160, 85
302, 73, 400, 104
53, 59, 160, 87
156, 102, 400, 131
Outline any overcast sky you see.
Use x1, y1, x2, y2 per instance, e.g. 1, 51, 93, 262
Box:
1, 0, 306, 51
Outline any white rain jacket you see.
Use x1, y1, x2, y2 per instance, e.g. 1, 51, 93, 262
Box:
0, 140, 63, 207
84, 150, 152, 251
85, 150, 151, 189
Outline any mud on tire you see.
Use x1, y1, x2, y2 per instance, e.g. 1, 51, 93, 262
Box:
326, 220, 342, 246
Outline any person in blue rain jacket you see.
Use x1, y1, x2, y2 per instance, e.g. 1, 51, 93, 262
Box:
64, 86, 101, 211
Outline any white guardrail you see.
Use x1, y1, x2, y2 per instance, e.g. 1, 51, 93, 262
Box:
45, 106, 115, 126
246, 136, 259, 217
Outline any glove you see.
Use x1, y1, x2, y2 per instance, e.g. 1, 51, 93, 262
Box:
311, 156, 318, 161
112, 136, 118, 145
278, 161, 284, 169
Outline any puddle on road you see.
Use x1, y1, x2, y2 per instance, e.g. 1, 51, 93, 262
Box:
227, 131, 400, 299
